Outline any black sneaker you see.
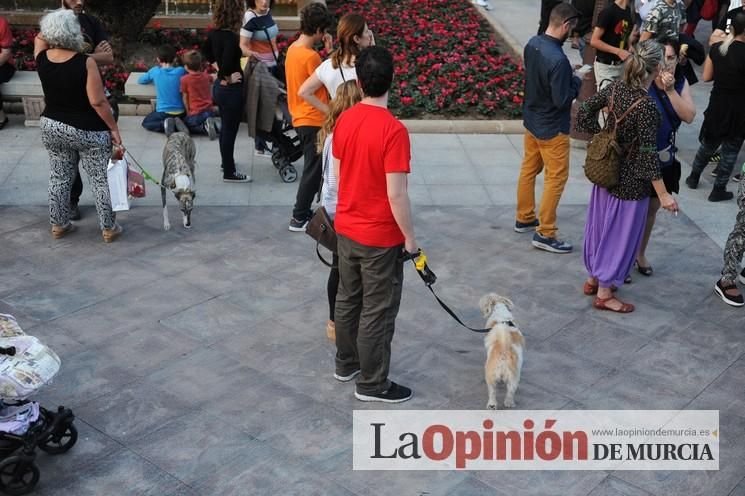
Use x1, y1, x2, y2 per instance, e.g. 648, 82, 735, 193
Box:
708, 188, 734, 202
355, 382, 413, 403
333, 369, 361, 382
532, 233, 573, 253
739, 268, 745, 285
714, 279, 744, 307
732, 173, 742, 183
514, 219, 539, 233
69, 203, 81, 221
685, 172, 700, 189
164, 117, 175, 137
223, 172, 251, 183
288, 217, 309, 232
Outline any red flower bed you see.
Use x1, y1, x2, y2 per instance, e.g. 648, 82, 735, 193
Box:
327, 0, 524, 118
10, 0, 524, 118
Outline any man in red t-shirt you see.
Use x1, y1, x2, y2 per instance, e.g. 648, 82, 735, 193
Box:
0, 15, 16, 130
332, 46, 418, 404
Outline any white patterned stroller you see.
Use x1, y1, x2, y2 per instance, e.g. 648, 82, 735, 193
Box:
0, 314, 76, 495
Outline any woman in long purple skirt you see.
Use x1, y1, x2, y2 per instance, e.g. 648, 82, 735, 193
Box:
575, 39, 679, 313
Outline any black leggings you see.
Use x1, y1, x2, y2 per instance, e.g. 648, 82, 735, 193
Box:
327, 253, 339, 322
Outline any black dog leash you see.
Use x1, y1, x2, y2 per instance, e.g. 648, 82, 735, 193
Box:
401, 250, 491, 334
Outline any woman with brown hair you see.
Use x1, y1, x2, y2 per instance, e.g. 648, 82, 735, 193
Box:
317, 80, 363, 341
204, 0, 251, 182
298, 13, 374, 113
576, 39, 679, 313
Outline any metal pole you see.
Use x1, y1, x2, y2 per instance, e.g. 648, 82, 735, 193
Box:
570, 0, 612, 144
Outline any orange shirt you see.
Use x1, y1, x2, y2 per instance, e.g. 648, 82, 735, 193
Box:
285, 43, 327, 127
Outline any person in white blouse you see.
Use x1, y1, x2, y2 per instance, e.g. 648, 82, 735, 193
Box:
316, 80, 363, 341
298, 13, 374, 114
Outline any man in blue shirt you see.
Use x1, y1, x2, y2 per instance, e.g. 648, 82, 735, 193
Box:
515, 3, 582, 254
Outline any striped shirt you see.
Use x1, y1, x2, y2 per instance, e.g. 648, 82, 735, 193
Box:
240, 10, 279, 67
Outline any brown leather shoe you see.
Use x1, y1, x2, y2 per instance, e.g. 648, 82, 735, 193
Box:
51, 223, 76, 239
102, 223, 123, 243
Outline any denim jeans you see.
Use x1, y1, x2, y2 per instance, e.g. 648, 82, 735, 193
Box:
184, 110, 215, 135
690, 133, 745, 189
213, 81, 243, 176
141, 111, 185, 133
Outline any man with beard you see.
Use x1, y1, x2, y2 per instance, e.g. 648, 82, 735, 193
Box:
514, 3, 581, 254
62, 0, 113, 220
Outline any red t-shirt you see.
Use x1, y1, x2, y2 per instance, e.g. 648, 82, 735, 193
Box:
179, 71, 213, 116
332, 103, 411, 248
0, 17, 14, 68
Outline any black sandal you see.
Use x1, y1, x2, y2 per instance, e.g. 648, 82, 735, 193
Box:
635, 261, 653, 276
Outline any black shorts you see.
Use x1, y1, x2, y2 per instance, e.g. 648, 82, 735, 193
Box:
651, 160, 681, 198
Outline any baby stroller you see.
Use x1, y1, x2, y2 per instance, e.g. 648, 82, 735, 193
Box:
0, 314, 76, 495
244, 59, 303, 183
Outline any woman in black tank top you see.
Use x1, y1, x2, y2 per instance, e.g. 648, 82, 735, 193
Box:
34, 9, 124, 242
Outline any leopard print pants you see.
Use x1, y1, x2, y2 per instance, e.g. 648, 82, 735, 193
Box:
41, 117, 115, 230
722, 180, 745, 282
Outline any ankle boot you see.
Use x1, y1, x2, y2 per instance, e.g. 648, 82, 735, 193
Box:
708, 187, 734, 202
685, 171, 700, 189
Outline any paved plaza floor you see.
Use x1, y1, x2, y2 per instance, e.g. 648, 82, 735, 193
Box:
1, 1, 745, 494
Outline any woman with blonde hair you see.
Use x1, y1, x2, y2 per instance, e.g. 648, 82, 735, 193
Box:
575, 39, 679, 313
298, 13, 374, 113
318, 80, 363, 340
204, 0, 251, 182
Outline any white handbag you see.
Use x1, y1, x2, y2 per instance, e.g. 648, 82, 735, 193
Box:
107, 157, 130, 212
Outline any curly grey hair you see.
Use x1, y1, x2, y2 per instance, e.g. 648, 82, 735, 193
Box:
40, 9, 84, 52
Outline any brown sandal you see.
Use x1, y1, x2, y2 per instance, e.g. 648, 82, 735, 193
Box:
593, 296, 634, 313
583, 282, 618, 296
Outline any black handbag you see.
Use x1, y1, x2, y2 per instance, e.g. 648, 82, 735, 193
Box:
306, 206, 337, 266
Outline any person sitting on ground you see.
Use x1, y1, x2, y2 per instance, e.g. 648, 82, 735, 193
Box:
298, 13, 375, 112
591, 0, 636, 90
317, 80, 363, 342
0, 15, 15, 130
138, 44, 188, 136
333, 46, 418, 403
684, 12, 745, 201
240, 0, 279, 157
180, 50, 219, 140
576, 39, 679, 313
635, 37, 695, 277
34, 9, 123, 243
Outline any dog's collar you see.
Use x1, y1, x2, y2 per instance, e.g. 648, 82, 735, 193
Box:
489, 318, 516, 328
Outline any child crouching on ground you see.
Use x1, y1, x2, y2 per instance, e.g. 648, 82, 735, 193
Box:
138, 44, 188, 136
181, 50, 220, 140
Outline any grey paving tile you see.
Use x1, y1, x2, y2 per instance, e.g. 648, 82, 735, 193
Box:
128, 410, 259, 486
194, 445, 358, 496
545, 314, 651, 369
519, 339, 614, 399
729, 478, 745, 496
39, 447, 183, 496
0, 206, 44, 233
159, 295, 253, 344
471, 470, 608, 496
75, 381, 194, 444
429, 185, 492, 206
587, 476, 654, 496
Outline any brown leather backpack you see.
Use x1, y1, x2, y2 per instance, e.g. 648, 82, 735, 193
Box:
584, 84, 645, 189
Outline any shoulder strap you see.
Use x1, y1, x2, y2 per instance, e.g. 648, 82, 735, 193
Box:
339, 64, 346, 82
615, 95, 646, 126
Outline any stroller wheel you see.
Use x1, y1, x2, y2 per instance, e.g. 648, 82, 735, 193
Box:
280, 165, 298, 183
0, 457, 40, 496
38, 423, 77, 455
271, 150, 282, 170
